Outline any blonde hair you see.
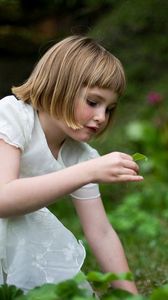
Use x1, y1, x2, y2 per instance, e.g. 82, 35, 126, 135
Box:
12, 35, 126, 130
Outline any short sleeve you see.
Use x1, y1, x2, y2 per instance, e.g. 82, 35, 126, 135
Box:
0, 95, 34, 151
58, 139, 101, 200
70, 183, 100, 200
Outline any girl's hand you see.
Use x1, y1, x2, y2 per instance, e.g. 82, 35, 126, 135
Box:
91, 152, 143, 183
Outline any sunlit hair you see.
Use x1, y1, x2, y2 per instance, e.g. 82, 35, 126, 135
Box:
12, 35, 126, 130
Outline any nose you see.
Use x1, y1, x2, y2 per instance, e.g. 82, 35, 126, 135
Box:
93, 108, 106, 124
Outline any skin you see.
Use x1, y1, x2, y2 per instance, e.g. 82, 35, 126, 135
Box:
0, 86, 143, 294
38, 87, 118, 151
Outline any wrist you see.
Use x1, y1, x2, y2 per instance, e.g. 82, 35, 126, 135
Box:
81, 159, 97, 183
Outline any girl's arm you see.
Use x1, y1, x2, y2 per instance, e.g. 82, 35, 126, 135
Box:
0, 140, 93, 217
72, 197, 138, 294
0, 139, 143, 218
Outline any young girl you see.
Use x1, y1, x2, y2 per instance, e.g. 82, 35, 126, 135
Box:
0, 35, 143, 294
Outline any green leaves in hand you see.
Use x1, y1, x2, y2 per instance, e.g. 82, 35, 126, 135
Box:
132, 153, 148, 162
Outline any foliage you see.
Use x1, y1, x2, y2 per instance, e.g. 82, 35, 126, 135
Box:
102, 88, 168, 295
0, 284, 23, 300
0, 272, 134, 300
125, 90, 168, 213
91, 47, 168, 294
2, 272, 168, 299
107, 193, 163, 240
90, 0, 168, 105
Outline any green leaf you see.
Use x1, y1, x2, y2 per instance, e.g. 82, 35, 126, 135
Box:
87, 271, 134, 282
73, 272, 87, 284
87, 271, 133, 290
132, 153, 148, 162
16, 284, 60, 300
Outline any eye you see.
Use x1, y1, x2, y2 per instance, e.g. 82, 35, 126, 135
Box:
86, 99, 98, 107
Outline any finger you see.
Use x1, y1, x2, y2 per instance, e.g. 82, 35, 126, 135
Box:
115, 174, 144, 182
119, 152, 134, 161
110, 152, 133, 161
118, 167, 138, 176
122, 160, 140, 173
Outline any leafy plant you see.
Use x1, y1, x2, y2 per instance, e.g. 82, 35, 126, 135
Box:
1, 274, 168, 300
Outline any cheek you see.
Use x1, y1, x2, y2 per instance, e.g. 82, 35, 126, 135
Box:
76, 105, 93, 122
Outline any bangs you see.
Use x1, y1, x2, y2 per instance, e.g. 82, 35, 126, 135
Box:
83, 50, 126, 95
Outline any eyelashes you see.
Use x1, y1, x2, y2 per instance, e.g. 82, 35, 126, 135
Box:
86, 98, 117, 114
86, 99, 97, 107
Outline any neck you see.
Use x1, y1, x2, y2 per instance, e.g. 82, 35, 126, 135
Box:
38, 111, 67, 150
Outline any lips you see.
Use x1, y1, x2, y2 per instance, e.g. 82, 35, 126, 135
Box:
85, 126, 99, 133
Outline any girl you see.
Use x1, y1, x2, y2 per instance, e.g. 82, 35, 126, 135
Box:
0, 35, 143, 294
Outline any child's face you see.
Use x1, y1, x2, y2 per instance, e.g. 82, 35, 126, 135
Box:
55, 86, 118, 143
72, 86, 118, 141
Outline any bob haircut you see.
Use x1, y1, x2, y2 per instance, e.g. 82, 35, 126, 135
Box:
12, 35, 126, 131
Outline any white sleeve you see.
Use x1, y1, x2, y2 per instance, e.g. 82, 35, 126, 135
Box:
70, 183, 100, 200
69, 146, 100, 200
0, 95, 33, 151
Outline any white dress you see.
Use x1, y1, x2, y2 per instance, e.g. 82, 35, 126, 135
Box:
0, 95, 100, 292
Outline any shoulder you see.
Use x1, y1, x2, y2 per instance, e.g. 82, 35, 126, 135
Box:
0, 95, 33, 117
60, 138, 100, 167
0, 95, 35, 149
0, 95, 23, 108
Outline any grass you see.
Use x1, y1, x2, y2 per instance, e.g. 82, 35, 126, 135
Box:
125, 234, 168, 296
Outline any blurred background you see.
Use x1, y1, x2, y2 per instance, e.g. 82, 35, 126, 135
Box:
0, 0, 168, 296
